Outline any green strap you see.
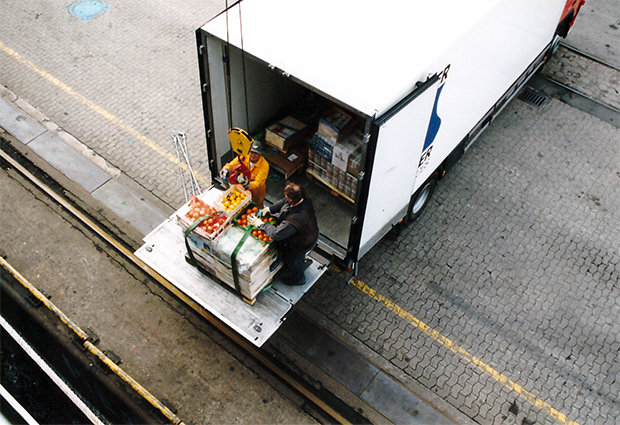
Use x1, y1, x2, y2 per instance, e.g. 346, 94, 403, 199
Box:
184, 214, 216, 267
231, 227, 252, 295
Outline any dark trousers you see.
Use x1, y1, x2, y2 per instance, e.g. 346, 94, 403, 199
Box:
280, 246, 306, 285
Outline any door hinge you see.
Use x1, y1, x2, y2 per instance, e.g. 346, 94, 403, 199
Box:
351, 216, 358, 224
199, 45, 205, 55
202, 83, 208, 93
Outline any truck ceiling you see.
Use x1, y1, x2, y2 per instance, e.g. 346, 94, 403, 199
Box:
201, 0, 508, 117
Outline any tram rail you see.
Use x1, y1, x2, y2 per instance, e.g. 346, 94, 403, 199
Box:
527, 72, 620, 128
0, 143, 357, 425
559, 41, 620, 72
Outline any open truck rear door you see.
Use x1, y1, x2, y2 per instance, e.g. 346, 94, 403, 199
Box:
135, 187, 329, 347
357, 75, 441, 259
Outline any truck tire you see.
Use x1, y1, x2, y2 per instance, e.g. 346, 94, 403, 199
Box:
408, 176, 437, 222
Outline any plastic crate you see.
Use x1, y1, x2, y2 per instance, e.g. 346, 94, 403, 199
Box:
214, 185, 252, 218
232, 203, 275, 244
175, 195, 231, 241
177, 212, 230, 242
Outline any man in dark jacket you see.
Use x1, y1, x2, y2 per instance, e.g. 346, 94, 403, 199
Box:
250, 181, 318, 286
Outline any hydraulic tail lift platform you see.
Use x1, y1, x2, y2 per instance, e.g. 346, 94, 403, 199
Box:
135, 187, 328, 347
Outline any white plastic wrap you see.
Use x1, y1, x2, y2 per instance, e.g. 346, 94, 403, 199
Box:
213, 226, 268, 274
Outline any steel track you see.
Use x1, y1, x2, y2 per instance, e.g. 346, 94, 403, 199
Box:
0, 146, 354, 425
559, 41, 620, 72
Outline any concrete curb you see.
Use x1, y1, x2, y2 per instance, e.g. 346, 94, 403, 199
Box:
0, 85, 172, 242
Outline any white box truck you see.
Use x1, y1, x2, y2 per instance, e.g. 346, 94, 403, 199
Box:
138, 0, 583, 346
197, 0, 582, 266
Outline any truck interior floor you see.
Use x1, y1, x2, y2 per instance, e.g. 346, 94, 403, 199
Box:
264, 170, 353, 251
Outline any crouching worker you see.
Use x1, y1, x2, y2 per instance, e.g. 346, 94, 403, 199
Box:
249, 181, 318, 286
220, 141, 269, 208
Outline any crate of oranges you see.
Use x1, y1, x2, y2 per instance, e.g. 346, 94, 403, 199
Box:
234, 204, 275, 244
250, 228, 273, 244
215, 185, 251, 217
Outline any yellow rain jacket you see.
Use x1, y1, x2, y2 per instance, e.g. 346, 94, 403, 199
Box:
222, 155, 269, 208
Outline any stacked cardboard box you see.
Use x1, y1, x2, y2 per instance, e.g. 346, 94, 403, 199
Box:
307, 159, 358, 200
308, 106, 355, 161
265, 116, 307, 152
332, 130, 363, 176
263, 116, 309, 179
308, 133, 334, 161
308, 147, 360, 201
306, 110, 363, 202
317, 107, 354, 145
308, 155, 358, 200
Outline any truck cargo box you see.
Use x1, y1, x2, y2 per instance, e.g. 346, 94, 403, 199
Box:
197, 0, 569, 265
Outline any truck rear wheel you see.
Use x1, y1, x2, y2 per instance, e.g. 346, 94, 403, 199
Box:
408, 176, 437, 222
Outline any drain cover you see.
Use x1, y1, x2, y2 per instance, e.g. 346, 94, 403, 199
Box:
518, 87, 549, 108
67, 0, 110, 21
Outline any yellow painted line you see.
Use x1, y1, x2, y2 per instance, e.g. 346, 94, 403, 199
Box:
84, 341, 184, 425
0, 256, 185, 425
346, 274, 579, 425
0, 40, 209, 187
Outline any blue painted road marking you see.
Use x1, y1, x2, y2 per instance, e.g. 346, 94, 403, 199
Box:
67, 1, 110, 21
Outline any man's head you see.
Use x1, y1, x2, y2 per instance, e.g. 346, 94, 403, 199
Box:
249, 152, 260, 162
284, 181, 305, 206
249, 141, 263, 163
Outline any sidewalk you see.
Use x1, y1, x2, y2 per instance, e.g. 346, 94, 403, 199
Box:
0, 85, 171, 247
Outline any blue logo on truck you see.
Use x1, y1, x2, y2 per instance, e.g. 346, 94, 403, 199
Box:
423, 83, 445, 151
418, 65, 450, 172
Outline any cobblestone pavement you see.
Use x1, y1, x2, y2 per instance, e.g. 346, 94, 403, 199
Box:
562, 0, 620, 68
304, 97, 619, 425
542, 45, 620, 110
1, 1, 618, 424
0, 0, 219, 207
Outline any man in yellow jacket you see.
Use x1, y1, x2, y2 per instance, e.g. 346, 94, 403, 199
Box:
220, 141, 269, 208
